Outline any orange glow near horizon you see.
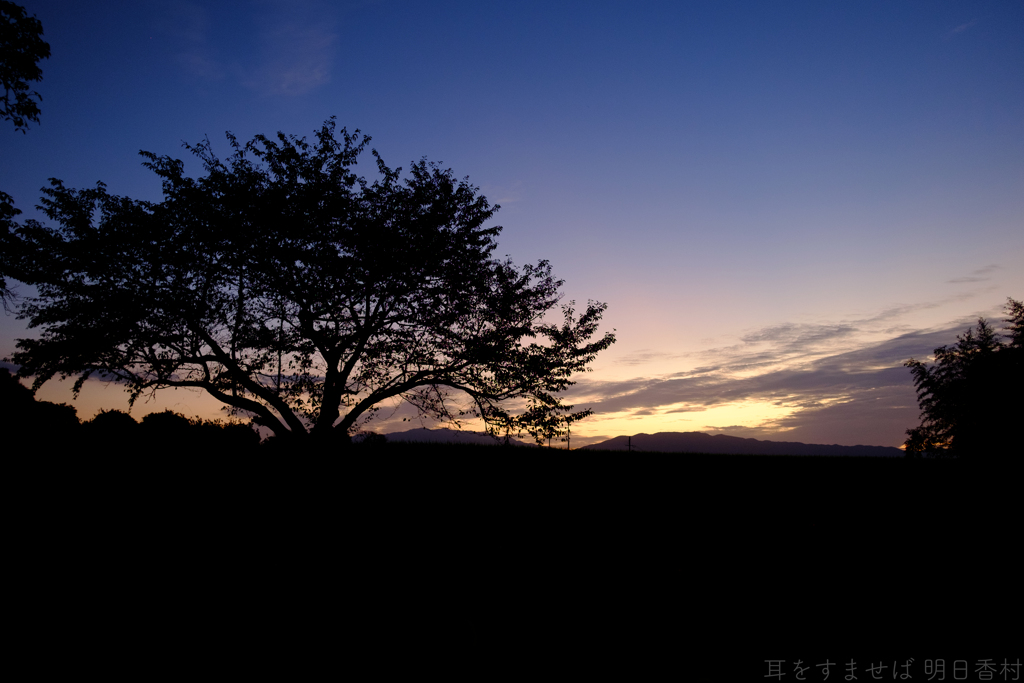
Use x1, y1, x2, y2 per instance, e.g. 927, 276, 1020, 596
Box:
26, 376, 237, 424
568, 400, 799, 442
21, 373, 843, 445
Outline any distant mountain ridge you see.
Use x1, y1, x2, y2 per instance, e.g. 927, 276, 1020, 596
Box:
581, 432, 904, 457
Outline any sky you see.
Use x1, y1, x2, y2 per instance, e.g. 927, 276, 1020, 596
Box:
2, 0, 1022, 448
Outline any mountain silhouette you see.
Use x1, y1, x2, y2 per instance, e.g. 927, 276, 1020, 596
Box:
582, 431, 904, 456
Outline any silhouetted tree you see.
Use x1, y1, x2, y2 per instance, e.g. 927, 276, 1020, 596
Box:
904, 298, 1024, 459
1, 190, 20, 308
9, 119, 615, 449
1, 1, 50, 306
0, 0, 48, 132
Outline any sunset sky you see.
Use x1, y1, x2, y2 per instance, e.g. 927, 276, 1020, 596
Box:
2, 0, 1022, 448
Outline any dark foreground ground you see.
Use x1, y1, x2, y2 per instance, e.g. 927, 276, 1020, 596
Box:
8, 441, 1020, 677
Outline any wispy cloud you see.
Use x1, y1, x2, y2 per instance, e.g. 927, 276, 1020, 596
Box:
562, 296, 1013, 446
481, 180, 524, 207
949, 19, 978, 36
947, 264, 999, 284
162, 1, 226, 80
241, 16, 336, 96
613, 349, 687, 366
160, 0, 338, 96
569, 330, 943, 416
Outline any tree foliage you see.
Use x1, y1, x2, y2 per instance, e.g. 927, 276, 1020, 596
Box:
0, 0, 50, 133
1, 188, 19, 308
9, 119, 615, 447
1, 1, 50, 306
904, 298, 1024, 459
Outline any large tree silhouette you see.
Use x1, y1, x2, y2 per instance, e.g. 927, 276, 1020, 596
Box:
9, 120, 615, 447
904, 298, 1023, 459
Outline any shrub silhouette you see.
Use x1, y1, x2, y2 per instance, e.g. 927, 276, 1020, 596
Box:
82, 409, 140, 448
1, 366, 34, 408
140, 409, 194, 442
86, 409, 139, 432
359, 432, 388, 448
32, 399, 79, 434
133, 409, 259, 452
220, 421, 260, 449
1, 367, 79, 450
193, 418, 260, 451
2, 369, 258, 452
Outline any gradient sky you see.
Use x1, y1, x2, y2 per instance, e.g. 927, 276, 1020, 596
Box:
2, 0, 1022, 447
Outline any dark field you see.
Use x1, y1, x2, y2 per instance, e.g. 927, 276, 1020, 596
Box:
9, 440, 1018, 675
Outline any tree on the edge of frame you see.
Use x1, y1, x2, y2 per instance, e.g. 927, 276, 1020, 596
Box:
0, 0, 50, 133
1, 0, 51, 306
8, 119, 615, 447
904, 297, 1023, 459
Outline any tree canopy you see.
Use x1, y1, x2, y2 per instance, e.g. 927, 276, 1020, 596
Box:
8, 119, 615, 447
0, 0, 49, 133
904, 298, 1023, 459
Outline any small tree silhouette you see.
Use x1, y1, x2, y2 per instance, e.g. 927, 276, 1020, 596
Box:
904, 298, 1024, 459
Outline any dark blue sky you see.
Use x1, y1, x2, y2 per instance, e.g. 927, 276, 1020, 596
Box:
3, 0, 1022, 446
